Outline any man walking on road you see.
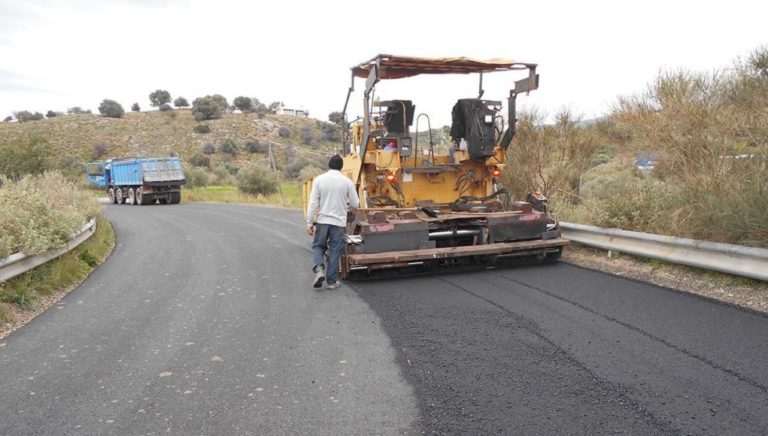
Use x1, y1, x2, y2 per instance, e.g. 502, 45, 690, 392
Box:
306, 155, 359, 289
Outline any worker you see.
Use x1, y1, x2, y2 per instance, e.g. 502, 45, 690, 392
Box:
306, 155, 360, 289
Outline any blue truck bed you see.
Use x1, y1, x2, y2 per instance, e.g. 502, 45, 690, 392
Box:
109, 157, 185, 186
86, 156, 186, 205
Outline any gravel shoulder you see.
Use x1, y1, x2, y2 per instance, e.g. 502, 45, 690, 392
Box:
563, 243, 768, 314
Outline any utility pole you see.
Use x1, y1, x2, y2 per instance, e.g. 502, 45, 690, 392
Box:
268, 142, 285, 204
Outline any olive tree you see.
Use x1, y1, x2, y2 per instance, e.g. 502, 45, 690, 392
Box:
98, 99, 125, 118
233, 96, 253, 113
149, 89, 172, 107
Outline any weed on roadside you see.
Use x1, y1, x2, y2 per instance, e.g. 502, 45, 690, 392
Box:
0, 302, 14, 324
0, 216, 115, 335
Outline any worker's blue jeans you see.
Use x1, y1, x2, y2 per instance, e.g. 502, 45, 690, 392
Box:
312, 224, 346, 284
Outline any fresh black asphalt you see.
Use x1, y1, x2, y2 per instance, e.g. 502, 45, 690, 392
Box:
1, 203, 767, 434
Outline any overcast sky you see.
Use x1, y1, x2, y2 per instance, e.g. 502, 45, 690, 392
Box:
1, 0, 766, 127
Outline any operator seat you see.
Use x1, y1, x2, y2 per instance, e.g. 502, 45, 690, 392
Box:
450, 98, 497, 161
381, 100, 414, 136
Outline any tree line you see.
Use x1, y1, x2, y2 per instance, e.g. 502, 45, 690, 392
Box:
6, 90, 291, 122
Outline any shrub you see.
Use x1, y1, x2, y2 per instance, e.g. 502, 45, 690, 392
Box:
237, 164, 279, 196
0, 136, 53, 180
211, 164, 238, 185
67, 107, 91, 115
149, 89, 171, 107
609, 47, 768, 246
159, 103, 173, 112
55, 154, 85, 181
184, 166, 209, 188
192, 95, 226, 120
202, 143, 216, 155
0, 303, 13, 324
252, 98, 268, 114
174, 97, 189, 108
77, 249, 98, 267
298, 164, 323, 182
98, 99, 125, 118
211, 94, 229, 110
14, 111, 44, 122
0, 172, 100, 259
502, 108, 596, 199
218, 139, 238, 156
283, 156, 312, 179
92, 143, 109, 160
317, 120, 341, 142
188, 152, 210, 168
233, 96, 253, 113
281, 145, 297, 159
589, 174, 672, 233
1, 289, 37, 308
131, 103, 141, 112
300, 126, 315, 145
278, 126, 291, 138
245, 139, 267, 153
194, 124, 211, 134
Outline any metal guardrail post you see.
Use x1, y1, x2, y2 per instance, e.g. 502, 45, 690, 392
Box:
560, 222, 768, 281
0, 219, 97, 283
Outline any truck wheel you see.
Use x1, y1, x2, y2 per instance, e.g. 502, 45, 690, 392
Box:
169, 192, 181, 204
127, 188, 136, 205
108, 188, 117, 204
136, 188, 151, 205
116, 188, 124, 204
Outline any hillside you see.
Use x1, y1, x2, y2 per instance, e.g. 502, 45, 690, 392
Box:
0, 110, 340, 175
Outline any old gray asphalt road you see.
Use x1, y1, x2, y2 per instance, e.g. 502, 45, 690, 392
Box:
0, 203, 418, 435
2, 204, 767, 435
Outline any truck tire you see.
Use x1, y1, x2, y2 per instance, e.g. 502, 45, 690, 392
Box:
169, 192, 181, 204
127, 188, 136, 205
116, 188, 124, 204
108, 188, 117, 204
136, 188, 152, 205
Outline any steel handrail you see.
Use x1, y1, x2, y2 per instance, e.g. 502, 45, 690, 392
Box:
559, 222, 768, 281
0, 219, 97, 283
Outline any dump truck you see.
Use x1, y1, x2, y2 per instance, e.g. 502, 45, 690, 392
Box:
304, 54, 569, 278
86, 156, 186, 205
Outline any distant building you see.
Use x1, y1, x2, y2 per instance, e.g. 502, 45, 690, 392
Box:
276, 107, 309, 117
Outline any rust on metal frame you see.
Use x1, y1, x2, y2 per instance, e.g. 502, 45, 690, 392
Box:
351, 54, 537, 80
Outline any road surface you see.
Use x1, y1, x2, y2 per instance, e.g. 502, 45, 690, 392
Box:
1, 203, 767, 434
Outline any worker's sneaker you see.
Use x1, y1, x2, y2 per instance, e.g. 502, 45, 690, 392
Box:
326, 281, 341, 290
313, 267, 325, 288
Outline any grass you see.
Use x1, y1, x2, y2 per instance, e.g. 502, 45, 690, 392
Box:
0, 303, 12, 324
0, 216, 115, 324
183, 182, 303, 209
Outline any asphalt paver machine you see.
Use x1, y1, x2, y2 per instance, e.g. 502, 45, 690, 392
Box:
305, 54, 569, 278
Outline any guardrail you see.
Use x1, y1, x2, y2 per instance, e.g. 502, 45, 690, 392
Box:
559, 222, 768, 281
0, 219, 97, 283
